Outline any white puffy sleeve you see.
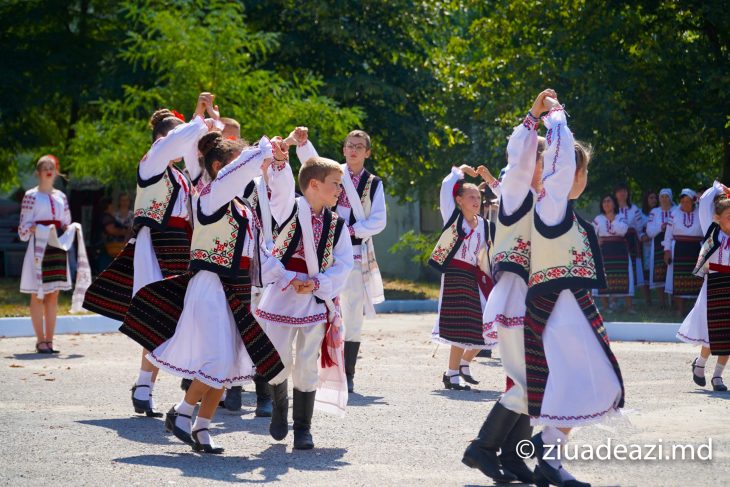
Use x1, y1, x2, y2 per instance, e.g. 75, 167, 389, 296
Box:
501, 115, 539, 215
18, 192, 35, 242
312, 228, 355, 301
612, 216, 629, 236
352, 182, 387, 239
267, 159, 297, 226
699, 181, 725, 235
534, 108, 576, 226
439, 167, 463, 223
60, 192, 72, 228
199, 137, 271, 216
139, 115, 209, 180
296, 140, 319, 165
662, 209, 676, 251
646, 208, 663, 238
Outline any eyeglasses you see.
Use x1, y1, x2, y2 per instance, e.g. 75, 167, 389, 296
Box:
344, 143, 368, 151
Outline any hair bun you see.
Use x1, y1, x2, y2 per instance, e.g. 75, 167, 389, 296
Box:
198, 131, 223, 156
149, 109, 174, 129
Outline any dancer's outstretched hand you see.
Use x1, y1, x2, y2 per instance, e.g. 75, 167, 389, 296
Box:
459, 164, 477, 177
530, 89, 558, 117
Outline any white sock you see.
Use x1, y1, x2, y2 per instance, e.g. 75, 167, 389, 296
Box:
713, 362, 726, 379
134, 370, 153, 401
174, 400, 195, 434
221, 390, 227, 402
694, 356, 707, 378
447, 369, 460, 384
459, 360, 471, 375
541, 427, 568, 470
192, 416, 214, 445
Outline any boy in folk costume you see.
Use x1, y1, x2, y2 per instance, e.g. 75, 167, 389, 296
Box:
646, 188, 675, 307
663, 189, 704, 315
430, 165, 495, 391
293, 130, 386, 393
525, 97, 623, 487
462, 89, 552, 485
83, 93, 220, 417
255, 154, 354, 450
678, 181, 730, 392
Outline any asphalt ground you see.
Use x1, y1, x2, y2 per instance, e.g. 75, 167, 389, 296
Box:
1, 313, 729, 486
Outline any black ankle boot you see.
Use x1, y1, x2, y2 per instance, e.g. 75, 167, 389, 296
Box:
269, 380, 289, 441
180, 378, 192, 391
461, 402, 519, 483
499, 413, 535, 483
292, 389, 316, 450
254, 375, 273, 417
224, 386, 243, 411
344, 341, 360, 393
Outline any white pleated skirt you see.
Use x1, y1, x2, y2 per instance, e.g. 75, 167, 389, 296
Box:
147, 270, 255, 389
677, 276, 709, 346
534, 290, 623, 428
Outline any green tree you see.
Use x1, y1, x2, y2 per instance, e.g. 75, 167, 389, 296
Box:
67, 0, 362, 187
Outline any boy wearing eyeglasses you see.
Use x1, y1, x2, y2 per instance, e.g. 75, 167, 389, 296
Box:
295, 130, 387, 394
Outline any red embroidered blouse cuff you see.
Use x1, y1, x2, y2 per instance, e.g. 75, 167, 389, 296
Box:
522, 112, 540, 131
312, 277, 320, 292
489, 179, 500, 190
271, 159, 288, 171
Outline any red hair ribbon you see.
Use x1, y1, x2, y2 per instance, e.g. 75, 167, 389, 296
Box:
452, 179, 464, 198
170, 109, 185, 122
44, 154, 59, 171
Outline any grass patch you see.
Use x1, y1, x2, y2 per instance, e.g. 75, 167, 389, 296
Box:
0, 278, 84, 317
383, 278, 440, 300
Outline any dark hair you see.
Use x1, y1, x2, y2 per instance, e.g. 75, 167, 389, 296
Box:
149, 109, 183, 142
613, 182, 631, 206
600, 194, 619, 215
642, 190, 658, 214
99, 196, 113, 212
198, 132, 245, 179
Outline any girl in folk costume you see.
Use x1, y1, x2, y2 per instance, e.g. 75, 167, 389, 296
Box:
525, 99, 623, 487
462, 89, 552, 485
255, 155, 354, 450
294, 130, 386, 394
430, 165, 494, 391
83, 93, 219, 417
18, 155, 90, 354
121, 132, 285, 453
663, 188, 704, 315
640, 190, 659, 304
678, 182, 730, 392
646, 188, 675, 307
593, 194, 634, 310
614, 183, 645, 311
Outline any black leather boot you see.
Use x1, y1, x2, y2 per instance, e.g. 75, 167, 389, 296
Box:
499, 413, 535, 483
223, 386, 243, 411
461, 402, 519, 483
180, 378, 192, 391
269, 380, 289, 441
254, 375, 273, 417
292, 389, 316, 450
344, 341, 360, 393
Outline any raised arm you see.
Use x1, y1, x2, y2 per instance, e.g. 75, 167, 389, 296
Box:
699, 181, 727, 234
535, 107, 576, 226
267, 159, 297, 226
439, 167, 464, 223
199, 137, 271, 216
139, 115, 209, 180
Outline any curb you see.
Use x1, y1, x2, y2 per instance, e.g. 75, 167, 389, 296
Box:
0, 302, 683, 343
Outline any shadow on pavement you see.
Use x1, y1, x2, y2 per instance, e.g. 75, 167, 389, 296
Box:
346, 393, 388, 407
8, 352, 85, 360
113, 444, 349, 483
431, 389, 501, 402
78, 417, 172, 445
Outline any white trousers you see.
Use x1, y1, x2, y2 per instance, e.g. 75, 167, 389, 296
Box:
341, 267, 366, 342
497, 325, 528, 415
267, 324, 325, 392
